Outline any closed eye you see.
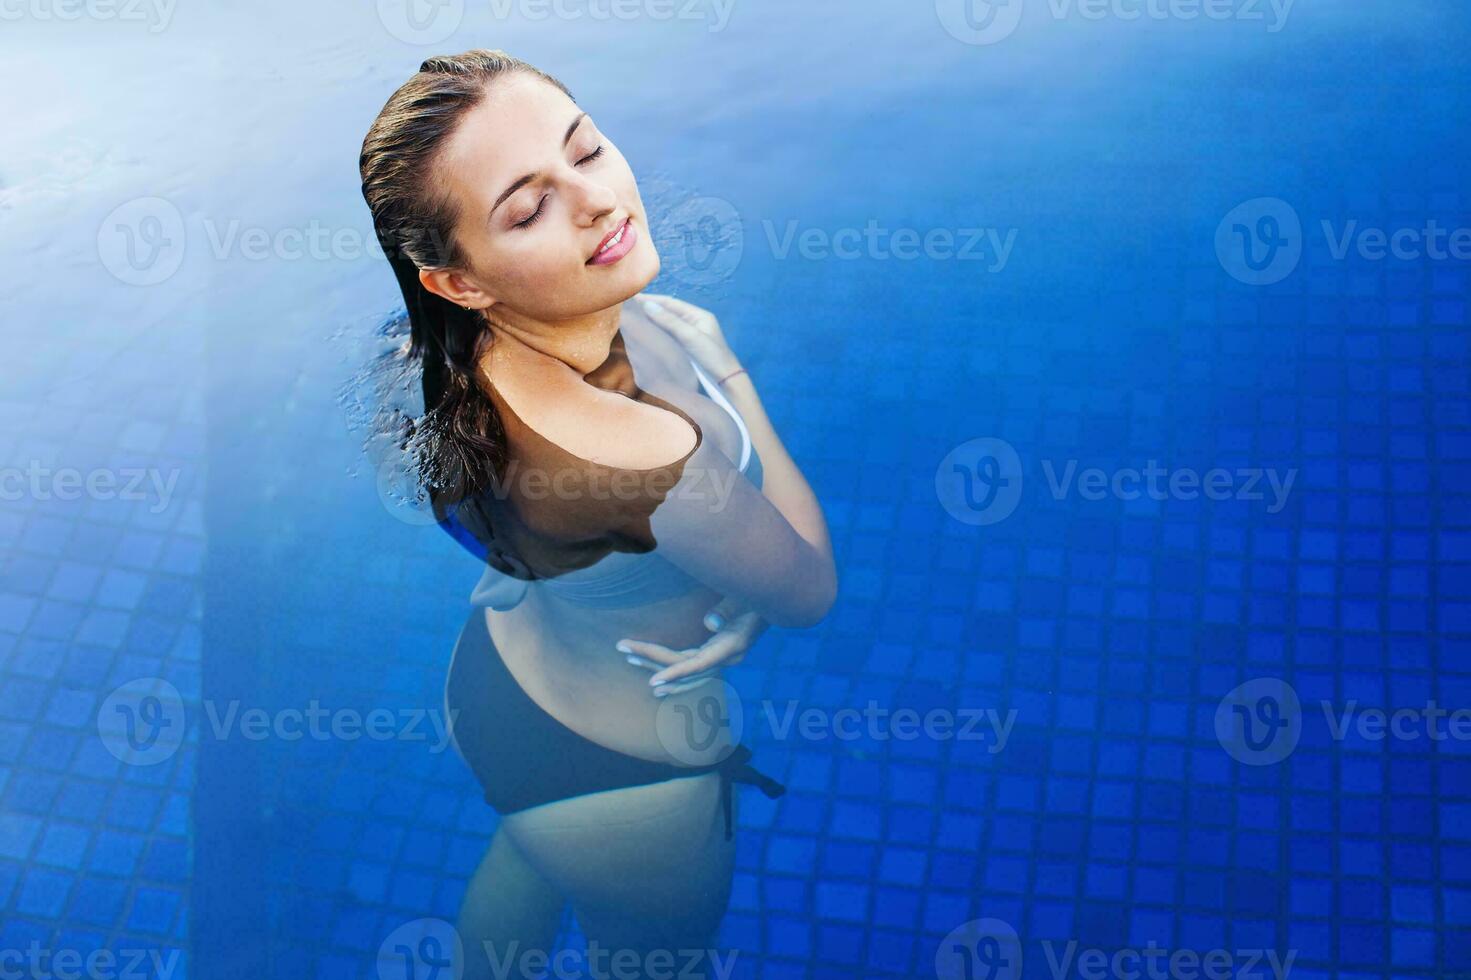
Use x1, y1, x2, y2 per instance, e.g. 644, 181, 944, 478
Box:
513, 145, 605, 228
515, 196, 548, 228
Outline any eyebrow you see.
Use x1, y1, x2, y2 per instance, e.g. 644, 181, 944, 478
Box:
488, 112, 589, 221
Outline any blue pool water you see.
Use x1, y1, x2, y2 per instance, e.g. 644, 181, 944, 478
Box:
2, 1, 1469, 977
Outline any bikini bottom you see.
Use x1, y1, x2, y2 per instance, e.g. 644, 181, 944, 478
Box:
444, 608, 786, 840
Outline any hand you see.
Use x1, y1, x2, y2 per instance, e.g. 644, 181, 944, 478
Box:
616, 596, 769, 697
638, 294, 743, 380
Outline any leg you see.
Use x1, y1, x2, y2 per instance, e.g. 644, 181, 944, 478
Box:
455, 825, 565, 980
443, 619, 566, 978
443, 609, 741, 976
501, 773, 742, 979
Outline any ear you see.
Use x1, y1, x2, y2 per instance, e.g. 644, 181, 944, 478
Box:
418, 267, 496, 311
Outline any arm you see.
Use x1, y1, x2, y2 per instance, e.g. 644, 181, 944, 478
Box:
647, 433, 833, 628
719, 369, 835, 599
640, 296, 838, 628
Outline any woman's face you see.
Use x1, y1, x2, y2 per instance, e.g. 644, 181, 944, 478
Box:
430, 72, 660, 321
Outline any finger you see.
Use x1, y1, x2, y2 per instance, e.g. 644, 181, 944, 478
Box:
638, 302, 700, 346
705, 610, 765, 648
638, 313, 700, 351
703, 596, 744, 632
646, 294, 709, 322
626, 650, 731, 673
658, 660, 721, 681
616, 639, 691, 667
640, 293, 699, 320
640, 296, 713, 338
647, 642, 731, 686
639, 295, 695, 326
653, 673, 720, 697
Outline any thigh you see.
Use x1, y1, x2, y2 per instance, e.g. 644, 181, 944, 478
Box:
500, 772, 737, 947
444, 609, 738, 945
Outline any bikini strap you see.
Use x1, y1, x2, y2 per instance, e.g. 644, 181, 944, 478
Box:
688, 358, 753, 472
713, 744, 787, 841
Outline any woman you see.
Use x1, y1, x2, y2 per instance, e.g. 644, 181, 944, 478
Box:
359, 50, 837, 976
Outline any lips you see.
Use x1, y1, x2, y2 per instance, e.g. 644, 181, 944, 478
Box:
587, 217, 637, 266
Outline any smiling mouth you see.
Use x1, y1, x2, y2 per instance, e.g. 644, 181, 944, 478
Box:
587, 217, 636, 265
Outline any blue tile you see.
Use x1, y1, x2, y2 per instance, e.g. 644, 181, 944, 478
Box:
140, 838, 188, 881
34, 823, 91, 871
16, 868, 73, 917
67, 878, 129, 927
127, 887, 181, 934
0, 813, 42, 860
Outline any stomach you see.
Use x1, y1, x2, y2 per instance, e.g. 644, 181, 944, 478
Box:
476, 318, 751, 769
483, 578, 740, 767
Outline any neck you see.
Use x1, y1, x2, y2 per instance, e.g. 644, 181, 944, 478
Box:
481, 303, 622, 377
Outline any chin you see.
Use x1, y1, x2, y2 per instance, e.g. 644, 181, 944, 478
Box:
634, 243, 660, 287
605, 242, 660, 300
572, 240, 660, 314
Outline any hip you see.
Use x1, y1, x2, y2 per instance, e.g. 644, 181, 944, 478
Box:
481, 593, 736, 765
443, 605, 783, 841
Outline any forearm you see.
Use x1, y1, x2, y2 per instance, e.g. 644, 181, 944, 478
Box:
720, 370, 835, 583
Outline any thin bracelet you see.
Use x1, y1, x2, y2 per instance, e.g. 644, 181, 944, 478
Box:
716, 366, 748, 386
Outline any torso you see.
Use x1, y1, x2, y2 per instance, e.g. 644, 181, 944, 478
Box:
479, 299, 747, 765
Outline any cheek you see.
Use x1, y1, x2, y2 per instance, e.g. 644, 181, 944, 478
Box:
478, 228, 587, 298
592, 143, 638, 200
613, 156, 643, 208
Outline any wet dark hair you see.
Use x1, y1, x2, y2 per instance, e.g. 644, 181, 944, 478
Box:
359, 49, 575, 502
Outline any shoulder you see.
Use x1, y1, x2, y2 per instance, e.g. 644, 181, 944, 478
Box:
496, 374, 700, 472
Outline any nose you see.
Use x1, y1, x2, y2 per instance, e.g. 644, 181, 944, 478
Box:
564, 166, 618, 226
